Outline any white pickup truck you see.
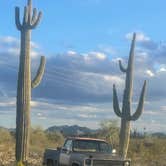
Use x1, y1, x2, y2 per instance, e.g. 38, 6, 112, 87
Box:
43, 137, 131, 166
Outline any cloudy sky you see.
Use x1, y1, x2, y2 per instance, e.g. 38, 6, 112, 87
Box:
0, 0, 166, 133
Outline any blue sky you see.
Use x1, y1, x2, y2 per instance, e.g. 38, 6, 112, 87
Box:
0, 0, 166, 133
2, 0, 166, 54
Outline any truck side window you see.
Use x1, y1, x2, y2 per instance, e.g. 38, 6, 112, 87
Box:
64, 139, 72, 151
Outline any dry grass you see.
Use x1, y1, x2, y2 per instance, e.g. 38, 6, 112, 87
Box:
0, 127, 166, 166
128, 137, 166, 166
0, 127, 64, 166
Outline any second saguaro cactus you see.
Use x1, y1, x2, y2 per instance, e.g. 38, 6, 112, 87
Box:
113, 33, 146, 159
15, 0, 46, 164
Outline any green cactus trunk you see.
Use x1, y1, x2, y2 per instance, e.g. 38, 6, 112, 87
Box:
15, 0, 45, 164
113, 33, 147, 159
119, 119, 130, 158
16, 30, 31, 162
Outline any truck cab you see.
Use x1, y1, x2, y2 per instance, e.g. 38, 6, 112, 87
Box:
43, 137, 130, 166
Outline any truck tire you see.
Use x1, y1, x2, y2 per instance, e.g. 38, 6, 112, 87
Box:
47, 159, 54, 166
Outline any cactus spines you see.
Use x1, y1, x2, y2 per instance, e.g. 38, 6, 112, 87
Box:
15, 0, 45, 164
113, 33, 146, 159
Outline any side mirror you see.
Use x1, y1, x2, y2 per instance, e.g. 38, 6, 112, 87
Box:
57, 147, 61, 151
61, 147, 71, 154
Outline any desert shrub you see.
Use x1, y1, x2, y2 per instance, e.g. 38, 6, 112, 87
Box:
29, 127, 64, 154
0, 128, 13, 144
0, 125, 165, 166
30, 127, 48, 153
128, 137, 166, 165
46, 131, 64, 148
0, 129, 15, 166
99, 119, 119, 149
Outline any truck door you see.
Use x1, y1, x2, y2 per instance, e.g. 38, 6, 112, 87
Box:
59, 139, 73, 166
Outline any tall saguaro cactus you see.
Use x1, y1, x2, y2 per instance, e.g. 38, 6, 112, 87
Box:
15, 0, 45, 164
113, 33, 146, 159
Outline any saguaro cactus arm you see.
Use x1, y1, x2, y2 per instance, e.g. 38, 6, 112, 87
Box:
30, 11, 42, 29
119, 60, 127, 73
113, 84, 122, 117
118, 33, 136, 74
31, 56, 46, 89
15, 7, 22, 30
129, 80, 147, 121
23, 7, 29, 25
31, 8, 37, 22
15, 0, 42, 31
27, 0, 32, 22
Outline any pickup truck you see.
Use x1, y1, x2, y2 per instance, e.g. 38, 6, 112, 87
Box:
43, 137, 131, 166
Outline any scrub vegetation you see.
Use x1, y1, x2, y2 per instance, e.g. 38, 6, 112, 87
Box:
0, 123, 165, 166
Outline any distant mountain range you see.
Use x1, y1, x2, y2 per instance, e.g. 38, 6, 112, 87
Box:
0, 125, 97, 136
151, 132, 166, 138
1, 125, 166, 138
46, 125, 98, 136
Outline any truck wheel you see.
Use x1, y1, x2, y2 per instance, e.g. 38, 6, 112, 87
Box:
47, 159, 54, 166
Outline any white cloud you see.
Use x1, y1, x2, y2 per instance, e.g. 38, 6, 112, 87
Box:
88, 52, 106, 60
126, 32, 150, 42
67, 50, 77, 56
146, 70, 155, 77
0, 36, 41, 58
30, 41, 40, 49
83, 51, 107, 62
157, 67, 166, 73
7, 48, 19, 55
78, 114, 97, 118
0, 36, 19, 44
98, 44, 117, 55
0, 33, 166, 133
30, 101, 39, 107
0, 100, 15, 107
103, 75, 123, 85
160, 106, 166, 111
